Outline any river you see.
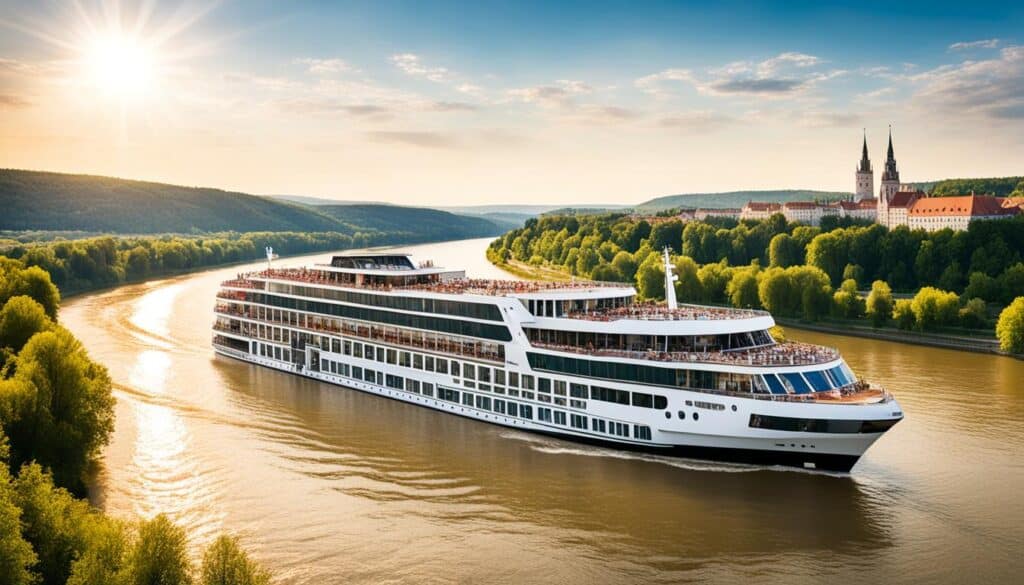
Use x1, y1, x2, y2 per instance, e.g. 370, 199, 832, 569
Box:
62, 237, 1024, 584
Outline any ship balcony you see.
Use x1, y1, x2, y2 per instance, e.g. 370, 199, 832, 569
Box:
528, 339, 840, 368
220, 278, 265, 290
560, 303, 768, 322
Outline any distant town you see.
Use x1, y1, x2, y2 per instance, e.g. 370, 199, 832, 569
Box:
652, 129, 1023, 231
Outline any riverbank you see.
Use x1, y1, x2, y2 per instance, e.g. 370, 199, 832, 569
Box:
486, 255, 1020, 358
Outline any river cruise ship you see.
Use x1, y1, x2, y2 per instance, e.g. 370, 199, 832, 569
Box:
212, 250, 902, 472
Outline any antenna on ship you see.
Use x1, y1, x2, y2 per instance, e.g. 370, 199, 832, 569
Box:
663, 247, 678, 310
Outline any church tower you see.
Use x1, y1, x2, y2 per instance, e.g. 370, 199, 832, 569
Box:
877, 126, 900, 226
855, 130, 873, 201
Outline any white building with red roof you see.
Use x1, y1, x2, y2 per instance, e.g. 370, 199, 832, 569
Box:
907, 194, 1021, 232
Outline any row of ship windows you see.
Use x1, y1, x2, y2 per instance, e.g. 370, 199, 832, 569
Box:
528, 351, 854, 394
327, 340, 670, 411
245, 292, 512, 341
316, 355, 653, 441
268, 283, 504, 322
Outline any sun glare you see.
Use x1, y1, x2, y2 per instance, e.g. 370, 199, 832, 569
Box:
84, 32, 157, 100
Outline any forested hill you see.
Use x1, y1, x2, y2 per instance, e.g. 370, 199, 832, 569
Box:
316, 204, 515, 240
925, 177, 1024, 198
635, 190, 852, 212
0, 168, 509, 238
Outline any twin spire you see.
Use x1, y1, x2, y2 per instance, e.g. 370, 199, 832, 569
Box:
859, 126, 898, 179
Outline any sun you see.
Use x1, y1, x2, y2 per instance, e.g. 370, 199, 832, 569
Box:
83, 31, 158, 100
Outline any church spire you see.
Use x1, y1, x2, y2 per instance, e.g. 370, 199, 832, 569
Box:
859, 129, 871, 172
882, 124, 899, 182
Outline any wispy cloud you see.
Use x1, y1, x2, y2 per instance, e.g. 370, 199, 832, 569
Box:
508, 79, 592, 107
949, 39, 1000, 51
390, 53, 451, 82
658, 111, 734, 133
0, 94, 31, 108
913, 45, 1024, 120
276, 99, 391, 119
294, 57, 353, 75
638, 52, 843, 98
367, 130, 457, 148
428, 101, 479, 112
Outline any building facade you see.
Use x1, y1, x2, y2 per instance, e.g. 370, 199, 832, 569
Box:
855, 132, 874, 202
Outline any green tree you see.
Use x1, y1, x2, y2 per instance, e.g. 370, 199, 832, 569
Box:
67, 515, 130, 585
12, 463, 94, 585
865, 280, 894, 327
963, 272, 1001, 302
893, 299, 915, 330
757, 268, 794, 316
697, 260, 732, 303
998, 263, 1024, 304
909, 287, 960, 331
672, 256, 702, 302
842, 264, 864, 288
767, 233, 800, 268
2, 328, 115, 492
610, 251, 637, 282
649, 220, 683, 253
0, 295, 53, 353
634, 253, 665, 300
0, 447, 37, 585
200, 535, 271, 585
996, 297, 1024, 353
832, 279, 864, 319
1, 265, 61, 319
806, 232, 847, 285
959, 298, 988, 329
726, 270, 760, 309
789, 265, 833, 320
124, 515, 193, 585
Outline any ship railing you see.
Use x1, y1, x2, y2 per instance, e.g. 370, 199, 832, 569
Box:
561, 304, 768, 322
529, 340, 839, 367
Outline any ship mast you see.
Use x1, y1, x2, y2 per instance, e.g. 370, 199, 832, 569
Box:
663, 247, 678, 310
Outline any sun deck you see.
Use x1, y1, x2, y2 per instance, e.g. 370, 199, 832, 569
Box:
224, 268, 633, 297
529, 339, 840, 367
562, 302, 766, 321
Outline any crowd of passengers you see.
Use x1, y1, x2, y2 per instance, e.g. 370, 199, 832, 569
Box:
530, 339, 839, 367
564, 301, 760, 321
230, 269, 629, 296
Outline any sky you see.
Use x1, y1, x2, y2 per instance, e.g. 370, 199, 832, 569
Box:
0, 0, 1022, 206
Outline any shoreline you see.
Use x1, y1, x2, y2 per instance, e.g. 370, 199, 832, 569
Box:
488, 258, 1019, 359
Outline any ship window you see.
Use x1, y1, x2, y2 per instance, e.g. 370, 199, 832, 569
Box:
386, 375, 404, 390
507, 402, 518, 417
632, 393, 653, 408
363, 368, 375, 382
554, 411, 566, 425
762, 374, 788, 395
422, 382, 434, 397
450, 361, 460, 377
590, 386, 630, 405
781, 373, 812, 394
375, 347, 385, 362
592, 419, 606, 433
829, 365, 852, 387
425, 356, 434, 371
435, 359, 448, 374
408, 379, 420, 393
555, 381, 568, 396
803, 370, 832, 392
462, 392, 474, 406
749, 414, 899, 434
521, 375, 535, 390
634, 426, 652, 440
494, 370, 506, 385
678, 411, 685, 419
413, 354, 423, 369
538, 407, 552, 422
399, 352, 410, 367
352, 366, 362, 379
386, 349, 397, 364
332, 339, 341, 353
353, 343, 363, 358
478, 367, 491, 383
476, 395, 492, 410
569, 383, 587, 398
343, 341, 352, 356
508, 372, 519, 388
478, 384, 491, 393
538, 378, 551, 394
464, 364, 476, 380
654, 396, 668, 409
571, 414, 588, 430
464, 381, 476, 389
519, 405, 533, 420
494, 399, 506, 414
693, 412, 699, 421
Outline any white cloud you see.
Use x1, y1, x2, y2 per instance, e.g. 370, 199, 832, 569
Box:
657, 111, 734, 134
508, 79, 592, 107
913, 45, 1024, 120
637, 53, 840, 99
390, 53, 451, 82
294, 58, 353, 75
949, 39, 1000, 51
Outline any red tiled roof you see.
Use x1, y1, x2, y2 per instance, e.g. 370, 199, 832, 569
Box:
908, 195, 1021, 217
783, 201, 820, 210
887, 191, 923, 208
858, 198, 878, 208
744, 201, 782, 212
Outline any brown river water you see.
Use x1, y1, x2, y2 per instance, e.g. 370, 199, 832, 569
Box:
62, 237, 1024, 584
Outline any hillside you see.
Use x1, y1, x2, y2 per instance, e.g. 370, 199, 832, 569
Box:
924, 177, 1024, 197
634, 190, 852, 212
0, 169, 508, 239
316, 204, 511, 240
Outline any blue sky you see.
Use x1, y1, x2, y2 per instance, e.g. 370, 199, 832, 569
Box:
0, 0, 1021, 204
